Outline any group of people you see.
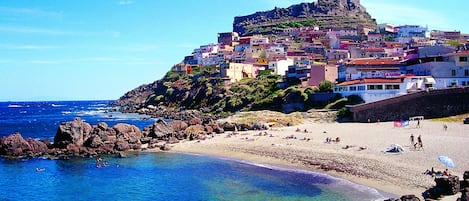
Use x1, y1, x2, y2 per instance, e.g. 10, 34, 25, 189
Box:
409, 134, 423, 150
424, 167, 451, 177
295, 128, 310, 133
325, 137, 340, 143
95, 157, 108, 168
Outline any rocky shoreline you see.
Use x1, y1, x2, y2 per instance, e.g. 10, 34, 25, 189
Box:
0, 110, 272, 159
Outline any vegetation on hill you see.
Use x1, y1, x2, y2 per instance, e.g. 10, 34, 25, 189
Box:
116, 67, 351, 115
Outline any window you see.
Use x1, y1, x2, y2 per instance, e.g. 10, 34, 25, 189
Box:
367, 85, 383, 90
465, 69, 469, 76
460, 57, 468, 62
451, 69, 456, 77
349, 86, 357, 91
462, 81, 467, 86
385, 85, 400, 90
358, 86, 366, 91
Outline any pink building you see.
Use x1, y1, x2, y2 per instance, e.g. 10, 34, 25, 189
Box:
306, 64, 338, 87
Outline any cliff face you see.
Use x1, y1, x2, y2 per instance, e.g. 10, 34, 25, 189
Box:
233, 0, 376, 36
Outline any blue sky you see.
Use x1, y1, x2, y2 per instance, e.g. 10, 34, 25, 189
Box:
0, 0, 467, 101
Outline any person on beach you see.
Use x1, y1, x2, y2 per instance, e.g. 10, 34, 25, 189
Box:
443, 124, 448, 131
415, 135, 423, 150
417, 120, 420, 128
410, 134, 414, 147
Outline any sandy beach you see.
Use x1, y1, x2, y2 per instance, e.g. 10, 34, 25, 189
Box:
168, 118, 468, 199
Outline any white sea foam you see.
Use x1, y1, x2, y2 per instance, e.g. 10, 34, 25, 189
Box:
8, 104, 23, 108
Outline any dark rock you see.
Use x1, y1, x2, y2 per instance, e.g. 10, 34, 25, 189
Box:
0, 133, 31, 156
42, 140, 52, 149
118, 151, 127, 158
84, 134, 104, 148
26, 138, 48, 154
97, 122, 108, 130
54, 117, 92, 148
115, 140, 130, 151
160, 143, 171, 151
188, 117, 202, 125
185, 125, 206, 140
464, 171, 469, 181
460, 187, 469, 201
167, 137, 179, 144
66, 144, 80, 155
113, 123, 141, 149
399, 194, 420, 201
220, 122, 236, 131
435, 175, 460, 195
143, 119, 175, 141
233, 0, 375, 36
204, 125, 214, 134
169, 120, 188, 132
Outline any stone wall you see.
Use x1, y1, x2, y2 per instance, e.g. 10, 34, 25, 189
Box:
350, 87, 469, 122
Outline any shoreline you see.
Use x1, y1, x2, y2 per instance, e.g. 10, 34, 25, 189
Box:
165, 119, 468, 200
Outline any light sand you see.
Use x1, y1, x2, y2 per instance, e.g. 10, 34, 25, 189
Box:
167, 119, 468, 200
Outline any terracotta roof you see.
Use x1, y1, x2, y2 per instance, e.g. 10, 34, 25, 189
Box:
337, 78, 402, 86
348, 58, 401, 65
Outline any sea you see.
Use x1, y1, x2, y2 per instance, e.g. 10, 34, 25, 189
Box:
0, 100, 390, 201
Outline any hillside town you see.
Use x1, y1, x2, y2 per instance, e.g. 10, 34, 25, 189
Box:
171, 23, 469, 103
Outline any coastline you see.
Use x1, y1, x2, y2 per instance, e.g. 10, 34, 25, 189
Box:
164, 119, 468, 200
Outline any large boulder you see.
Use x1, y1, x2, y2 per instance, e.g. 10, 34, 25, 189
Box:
0, 133, 32, 156
113, 123, 141, 149
169, 120, 188, 132
26, 138, 48, 154
114, 139, 130, 151
84, 134, 104, 148
143, 119, 175, 140
435, 175, 460, 195
53, 118, 92, 148
185, 124, 206, 140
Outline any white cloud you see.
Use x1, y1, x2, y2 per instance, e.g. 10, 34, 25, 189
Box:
117, 0, 134, 6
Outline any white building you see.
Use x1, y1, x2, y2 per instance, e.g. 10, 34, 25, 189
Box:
269, 58, 294, 76
334, 75, 436, 103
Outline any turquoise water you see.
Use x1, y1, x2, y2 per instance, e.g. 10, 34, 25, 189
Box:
0, 153, 388, 201
0, 101, 389, 200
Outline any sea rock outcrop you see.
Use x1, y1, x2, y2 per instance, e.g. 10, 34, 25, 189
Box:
0, 133, 49, 156
0, 133, 32, 156
53, 117, 92, 148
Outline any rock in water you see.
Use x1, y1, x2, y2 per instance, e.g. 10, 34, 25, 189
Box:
53, 117, 92, 148
0, 133, 32, 156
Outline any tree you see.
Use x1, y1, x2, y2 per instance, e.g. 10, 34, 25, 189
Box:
318, 80, 333, 92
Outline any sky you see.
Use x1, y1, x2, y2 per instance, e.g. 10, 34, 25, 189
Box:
0, 0, 467, 101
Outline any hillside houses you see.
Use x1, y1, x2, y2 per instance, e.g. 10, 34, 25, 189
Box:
171, 24, 468, 103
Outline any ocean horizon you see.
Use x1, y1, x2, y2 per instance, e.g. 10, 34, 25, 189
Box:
0, 100, 390, 200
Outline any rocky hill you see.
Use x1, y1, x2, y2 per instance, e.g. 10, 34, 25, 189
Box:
114, 68, 344, 117
233, 0, 376, 36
